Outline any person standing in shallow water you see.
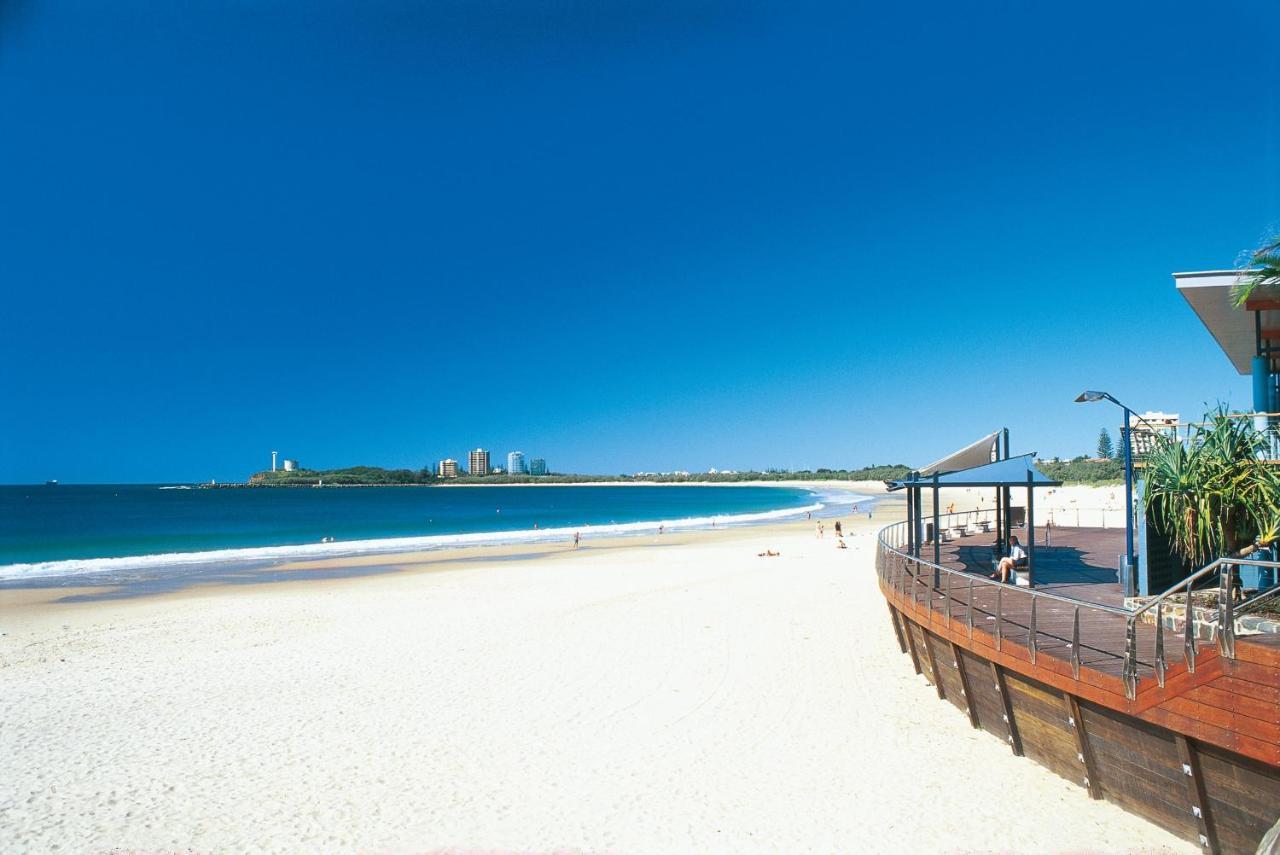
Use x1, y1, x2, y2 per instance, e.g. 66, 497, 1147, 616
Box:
573, 531, 580, 549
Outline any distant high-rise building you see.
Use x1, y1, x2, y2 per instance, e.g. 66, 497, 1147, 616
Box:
469, 448, 490, 476
437, 458, 459, 478
529, 457, 547, 476
507, 451, 527, 474
1128, 411, 1180, 456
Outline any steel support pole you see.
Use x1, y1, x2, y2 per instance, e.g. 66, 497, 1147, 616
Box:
914, 485, 923, 559
933, 473, 941, 578
1026, 471, 1035, 588
995, 485, 1003, 557
1122, 406, 1135, 592
906, 484, 914, 556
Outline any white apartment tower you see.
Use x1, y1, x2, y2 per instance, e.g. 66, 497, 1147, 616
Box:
507, 451, 527, 474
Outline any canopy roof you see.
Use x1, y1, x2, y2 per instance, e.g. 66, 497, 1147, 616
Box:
888, 453, 1062, 491
1175, 270, 1280, 375
915, 430, 1000, 478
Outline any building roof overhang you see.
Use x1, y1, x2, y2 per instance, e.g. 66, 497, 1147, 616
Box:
1174, 270, 1280, 374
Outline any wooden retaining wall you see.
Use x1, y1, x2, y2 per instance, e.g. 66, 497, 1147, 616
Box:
887, 602, 1280, 854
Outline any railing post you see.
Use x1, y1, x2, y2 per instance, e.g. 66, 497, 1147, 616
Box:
1071, 606, 1081, 680
996, 585, 1003, 651
1028, 595, 1037, 664
1154, 601, 1166, 688
966, 577, 974, 640
1184, 587, 1198, 674
1217, 561, 1235, 659
1123, 616, 1138, 700
945, 569, 952, 627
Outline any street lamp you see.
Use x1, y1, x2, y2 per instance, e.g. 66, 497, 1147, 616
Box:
1075, 390, 1153, 593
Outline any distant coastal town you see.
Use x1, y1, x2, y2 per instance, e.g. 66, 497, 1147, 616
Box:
235, 448, 920, 487
232, 447, 1125, 488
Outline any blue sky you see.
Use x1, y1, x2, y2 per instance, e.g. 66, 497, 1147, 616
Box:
2, 1, 1278, 483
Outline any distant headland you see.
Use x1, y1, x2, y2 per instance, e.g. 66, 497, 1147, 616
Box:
233, 464, 915, 488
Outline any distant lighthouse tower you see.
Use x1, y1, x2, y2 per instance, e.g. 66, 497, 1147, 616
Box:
271, 450, 278, 472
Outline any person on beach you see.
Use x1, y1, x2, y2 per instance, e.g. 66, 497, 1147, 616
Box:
817, 521, 824, 539
834, 520, 842, 537
658, 523, 664, 535
992, 535, 1026, 583
837, 537, 847, 549
573, 531, 580, 549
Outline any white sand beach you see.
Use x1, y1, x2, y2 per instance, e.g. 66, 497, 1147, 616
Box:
0, 486, 1193, 854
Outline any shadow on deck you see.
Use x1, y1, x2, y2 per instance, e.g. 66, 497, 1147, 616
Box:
934, 525, 1127, 607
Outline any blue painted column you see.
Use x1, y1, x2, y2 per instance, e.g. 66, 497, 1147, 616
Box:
1253, 355, 1271, 413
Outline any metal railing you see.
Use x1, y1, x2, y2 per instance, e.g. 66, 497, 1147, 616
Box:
876, 510, 1280, 699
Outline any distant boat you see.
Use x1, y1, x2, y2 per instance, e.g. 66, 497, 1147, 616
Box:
45, 479, 58, 486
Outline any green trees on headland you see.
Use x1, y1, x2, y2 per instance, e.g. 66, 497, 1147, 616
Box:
249, 466, 430, 486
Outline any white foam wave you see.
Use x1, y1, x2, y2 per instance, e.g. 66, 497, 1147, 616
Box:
0, 499, 846, 582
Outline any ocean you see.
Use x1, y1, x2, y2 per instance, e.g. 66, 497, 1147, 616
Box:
0, 483, 868, 585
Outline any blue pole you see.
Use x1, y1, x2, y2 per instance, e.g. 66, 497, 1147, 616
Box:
1123, 406, 1135, 590
1253, 355, 1271, 414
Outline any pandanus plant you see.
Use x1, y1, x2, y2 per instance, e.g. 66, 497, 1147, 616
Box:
1143, 409, 1280, 568
1230, 232, 1280, 307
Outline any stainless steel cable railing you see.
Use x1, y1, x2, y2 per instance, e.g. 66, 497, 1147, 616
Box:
876, 510, 1280, 699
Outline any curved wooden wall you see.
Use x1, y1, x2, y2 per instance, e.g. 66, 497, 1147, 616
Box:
883, 580, 1280, 854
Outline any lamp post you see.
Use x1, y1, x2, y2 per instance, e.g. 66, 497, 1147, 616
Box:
1075, 390, 1153, 591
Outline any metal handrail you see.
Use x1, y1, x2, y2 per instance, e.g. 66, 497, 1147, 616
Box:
1133, 555, 1280, 620
1234, 583, 1280, 616
875, 511, 1280, 700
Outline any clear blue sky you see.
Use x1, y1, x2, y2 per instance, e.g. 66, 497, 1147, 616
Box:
2, 1, 1278, 483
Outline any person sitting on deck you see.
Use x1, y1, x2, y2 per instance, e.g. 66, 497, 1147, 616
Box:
991, 535, 1027, 583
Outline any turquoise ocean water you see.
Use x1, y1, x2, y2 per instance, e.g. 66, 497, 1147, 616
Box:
0, 484, 866, 585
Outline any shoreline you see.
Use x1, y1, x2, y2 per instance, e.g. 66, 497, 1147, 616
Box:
0, 482, 884, 589
0, 515, 866, 624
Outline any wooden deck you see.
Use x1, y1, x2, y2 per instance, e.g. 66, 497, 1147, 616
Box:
935, 524, 1128, 606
